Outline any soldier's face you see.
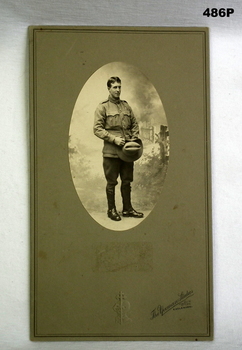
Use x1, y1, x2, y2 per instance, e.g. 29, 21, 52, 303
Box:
108, 82, 121, 99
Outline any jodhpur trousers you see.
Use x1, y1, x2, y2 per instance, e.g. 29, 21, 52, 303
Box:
103, 157, 134, 210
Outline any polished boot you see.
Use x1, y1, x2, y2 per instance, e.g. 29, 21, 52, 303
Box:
121, 184, 144, 218
122, 208, 144, 218
107, 208, 121, 221
106, 187, 121, 221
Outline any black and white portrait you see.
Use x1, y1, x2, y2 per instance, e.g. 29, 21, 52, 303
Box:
69, 61, 169, 230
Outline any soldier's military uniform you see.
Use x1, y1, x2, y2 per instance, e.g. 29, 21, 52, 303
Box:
94, 95, 143, 220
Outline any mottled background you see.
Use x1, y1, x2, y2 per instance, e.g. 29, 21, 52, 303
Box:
69, 62, 168, 229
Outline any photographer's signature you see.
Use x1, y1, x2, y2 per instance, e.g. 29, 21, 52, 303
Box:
150, 290, 194, 320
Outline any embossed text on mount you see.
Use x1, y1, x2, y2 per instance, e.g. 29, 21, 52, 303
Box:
150, 290, 194, 320
113, 291, 132, 324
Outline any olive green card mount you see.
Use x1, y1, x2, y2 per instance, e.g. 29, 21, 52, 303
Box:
29, 26, 213, 341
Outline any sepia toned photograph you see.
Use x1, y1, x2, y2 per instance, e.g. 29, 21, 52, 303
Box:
69, 62, 169, 231
30, 26, 212, 341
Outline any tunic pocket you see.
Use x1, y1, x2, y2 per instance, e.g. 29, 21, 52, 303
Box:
106, 115, 115, 127
122, 114, 131, 129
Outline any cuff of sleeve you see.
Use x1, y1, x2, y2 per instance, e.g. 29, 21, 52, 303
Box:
109, 135, 116, 143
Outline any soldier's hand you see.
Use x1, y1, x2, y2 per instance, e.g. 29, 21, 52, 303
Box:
114, 137, 125, 146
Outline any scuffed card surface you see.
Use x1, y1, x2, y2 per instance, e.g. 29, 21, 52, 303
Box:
30, 26, 212, 340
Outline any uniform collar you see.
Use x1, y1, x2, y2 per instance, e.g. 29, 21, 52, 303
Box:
108, 95, 121, 104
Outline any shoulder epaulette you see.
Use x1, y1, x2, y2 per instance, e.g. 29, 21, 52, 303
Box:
101, 99, 109, 104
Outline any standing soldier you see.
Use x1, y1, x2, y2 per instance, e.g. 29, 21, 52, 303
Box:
94, 76, 144, 221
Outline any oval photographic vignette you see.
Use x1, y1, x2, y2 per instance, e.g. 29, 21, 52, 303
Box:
68, 62, 169, 231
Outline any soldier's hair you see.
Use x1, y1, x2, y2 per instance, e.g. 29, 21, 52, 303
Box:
107, 76, 121, 88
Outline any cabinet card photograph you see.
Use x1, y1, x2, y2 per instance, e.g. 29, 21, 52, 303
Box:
30, 26, 213, 341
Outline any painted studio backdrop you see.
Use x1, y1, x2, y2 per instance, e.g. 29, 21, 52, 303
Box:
68, 62, 169, 230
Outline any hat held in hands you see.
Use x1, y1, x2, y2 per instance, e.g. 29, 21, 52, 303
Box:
117, 139, 143, 162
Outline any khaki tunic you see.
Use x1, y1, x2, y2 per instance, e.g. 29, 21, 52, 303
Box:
94, 98, 139, 158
